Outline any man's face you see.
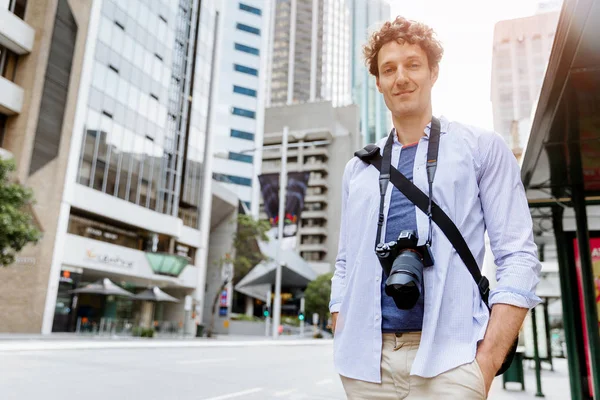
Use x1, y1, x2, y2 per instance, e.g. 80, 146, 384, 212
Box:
376, 41, 438, 118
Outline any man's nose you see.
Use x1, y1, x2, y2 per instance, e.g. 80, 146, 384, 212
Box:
395, 68, 409, 85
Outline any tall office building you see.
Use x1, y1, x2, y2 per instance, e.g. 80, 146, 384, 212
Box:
490, 11, 559, 149
211, 0, 272, 216
0, 0, 229, 334
350, 0, 391, 144
267, 0, 352, 107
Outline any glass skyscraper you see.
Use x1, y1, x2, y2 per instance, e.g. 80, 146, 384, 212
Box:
76, 0, 217, 228
350, 0, 391, 144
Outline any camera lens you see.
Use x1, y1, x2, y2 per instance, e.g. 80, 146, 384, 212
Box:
384, 250, 423, 309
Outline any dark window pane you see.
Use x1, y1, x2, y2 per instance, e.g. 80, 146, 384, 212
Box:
232, 107, 256, 119
212, 173, 252, 187
234, 64, 258, 76
239, 3, 261, 16
234, 43, 259, 56
233, 85, 257, 97
236, 23, 260, 35
230, 129, 254, 141
228, 152, 253, 164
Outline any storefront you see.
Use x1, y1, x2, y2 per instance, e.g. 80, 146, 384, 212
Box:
521, 0, 600, 398
52, 211, 199, 335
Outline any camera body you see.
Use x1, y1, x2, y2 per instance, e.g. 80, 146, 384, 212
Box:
375, 230, 434, 309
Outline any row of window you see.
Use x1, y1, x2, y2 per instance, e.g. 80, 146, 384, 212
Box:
232, 107, 256, 119
213, 173, 252, 187
233, 85, 256, 97
228, 152, 253, 164
234, 64, 258, 76
235, 43, 259, 56
239, 3, 261, 16
236, 23, 260, 36
231, 129, 254, 141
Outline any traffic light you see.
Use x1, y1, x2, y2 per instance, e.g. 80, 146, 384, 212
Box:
262, 305, 270, 318
298, 311, 305, 321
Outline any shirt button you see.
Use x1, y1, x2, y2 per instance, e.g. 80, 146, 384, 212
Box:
375, 276, 380, 282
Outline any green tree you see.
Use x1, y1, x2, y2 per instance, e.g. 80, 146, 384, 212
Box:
206, 213, 270, 337
231, 213, 270, 286
0, 158, 41, 266
304, 272, 334, 328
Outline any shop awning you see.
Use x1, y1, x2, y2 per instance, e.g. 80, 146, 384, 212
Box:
70, 278, 133, 297
133, 286, 180, 303
145, 253, 190, 277
235, 240, 317, 290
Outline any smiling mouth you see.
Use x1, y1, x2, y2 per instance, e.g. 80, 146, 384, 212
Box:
394, 90, 414, 96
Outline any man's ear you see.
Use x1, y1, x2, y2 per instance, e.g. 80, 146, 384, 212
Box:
376, 76, 382, 93
431, 65, 439, 86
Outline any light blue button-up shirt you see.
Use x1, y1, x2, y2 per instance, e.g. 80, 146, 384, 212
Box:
329, 116, 541, 383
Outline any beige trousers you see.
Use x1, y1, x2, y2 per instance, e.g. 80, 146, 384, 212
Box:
340, 332, 486, 400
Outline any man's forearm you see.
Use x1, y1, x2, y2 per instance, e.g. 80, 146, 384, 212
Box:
477, 304, 528, 370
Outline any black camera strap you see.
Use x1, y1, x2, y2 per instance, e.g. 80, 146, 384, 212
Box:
354, 120, 520, 376
375, 117, 440, 250
359, 117, 490, 308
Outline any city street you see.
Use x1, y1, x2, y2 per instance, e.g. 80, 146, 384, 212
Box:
0, 340, 345, 400
0, 338, 571, 400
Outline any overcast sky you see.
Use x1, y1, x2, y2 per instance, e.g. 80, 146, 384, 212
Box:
387, 0, 546, 130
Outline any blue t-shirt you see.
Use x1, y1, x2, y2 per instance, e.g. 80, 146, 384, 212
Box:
381, 142, 424, 332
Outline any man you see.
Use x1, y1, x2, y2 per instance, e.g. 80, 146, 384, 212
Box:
329, 16, 541, 399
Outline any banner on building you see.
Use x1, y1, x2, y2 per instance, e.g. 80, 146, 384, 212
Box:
258, 172, 311, 240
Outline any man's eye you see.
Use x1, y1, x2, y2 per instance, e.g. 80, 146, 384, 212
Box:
410, 63, 420, 68
384, 68, 393, 74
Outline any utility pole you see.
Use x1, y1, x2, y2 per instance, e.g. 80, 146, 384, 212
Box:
272, 126, 288, 338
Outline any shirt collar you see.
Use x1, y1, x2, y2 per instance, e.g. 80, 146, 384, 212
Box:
390, 115, 449, 146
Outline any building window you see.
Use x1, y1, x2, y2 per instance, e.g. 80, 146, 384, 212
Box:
213, 173, 252, 187
229, 152, 253, 164
236, 23, 260, 35
232, 107, 256, 119
234, 64, 258, 76
234, 43, 260, 56
243, 201, 251, 210
239, 3, 262, 16
233, 85, 257, 97
231, 129, 254, 141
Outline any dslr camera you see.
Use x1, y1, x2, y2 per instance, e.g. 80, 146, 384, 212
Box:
375, 230, 434, 309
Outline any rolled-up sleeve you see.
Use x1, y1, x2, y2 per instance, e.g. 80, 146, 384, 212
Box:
478, 133, 542, 309
329, 160, 352, 313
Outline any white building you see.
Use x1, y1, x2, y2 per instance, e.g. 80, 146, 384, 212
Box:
211, 0, 273, 216
490, 11, 560, 149
0, 0, 236, 335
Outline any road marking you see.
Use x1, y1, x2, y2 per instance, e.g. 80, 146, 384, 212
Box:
202, 388, 263, 400
177, 357, 236, 365
316, 379, 333, 385
274, 389, 297, 396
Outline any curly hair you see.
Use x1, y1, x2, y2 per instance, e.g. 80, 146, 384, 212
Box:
364, 16, 444, 77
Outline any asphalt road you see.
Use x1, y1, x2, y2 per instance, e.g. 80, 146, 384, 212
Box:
0, 342, 345, 400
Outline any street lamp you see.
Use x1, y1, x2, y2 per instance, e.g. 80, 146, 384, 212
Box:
226, 132, 330, 339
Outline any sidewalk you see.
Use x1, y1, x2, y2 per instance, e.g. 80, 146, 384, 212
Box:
488, 358, 571, 400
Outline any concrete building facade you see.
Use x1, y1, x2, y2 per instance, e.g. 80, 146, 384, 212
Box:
0, 0, 229, 335
262, 102, 360, 275
490, 11, 559, 148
